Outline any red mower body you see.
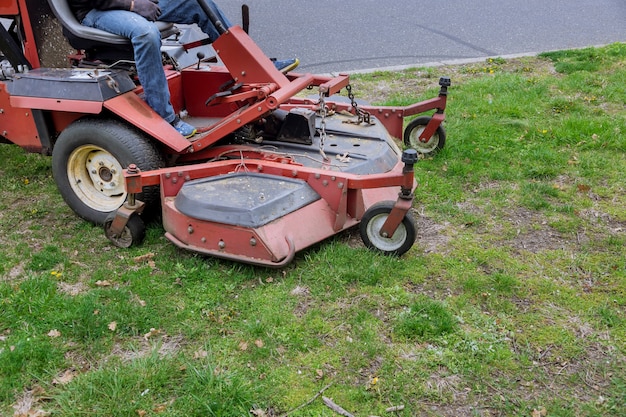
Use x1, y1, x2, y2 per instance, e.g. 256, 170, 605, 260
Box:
1, 0, 450, 266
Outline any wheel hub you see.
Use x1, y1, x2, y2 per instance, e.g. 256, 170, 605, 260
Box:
85, 151, 125, 197
98, 166, 113, 182
410, 126, 439, 153
365, 213, 408, 252
67, 145, 127, 213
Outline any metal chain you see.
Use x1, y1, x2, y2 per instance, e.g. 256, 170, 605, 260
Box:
317, 90, 329, 161
346, 84, 372, 125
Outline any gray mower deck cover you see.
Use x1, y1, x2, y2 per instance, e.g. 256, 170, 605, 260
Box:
174, 173, 321, 228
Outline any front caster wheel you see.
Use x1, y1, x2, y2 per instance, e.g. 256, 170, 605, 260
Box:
359, 201, 416, 256
403, 116, 446, 155
104, 213, 146, 248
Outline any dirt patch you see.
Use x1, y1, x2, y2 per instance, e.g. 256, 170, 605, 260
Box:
414, 214, 453, 255
2, 262, 25, 282
110, 334, 185, 362
57, 281, 89, 296
291, 285, 312, 318
508, 227, 569, 253
578, 208, 626, 232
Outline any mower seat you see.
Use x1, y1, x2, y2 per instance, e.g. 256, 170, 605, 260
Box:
46, 0, 178, 56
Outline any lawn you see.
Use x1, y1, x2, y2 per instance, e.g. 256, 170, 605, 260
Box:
1, 43, 625, 416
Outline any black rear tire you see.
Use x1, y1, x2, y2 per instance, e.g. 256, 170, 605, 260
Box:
52, 118, 164, 225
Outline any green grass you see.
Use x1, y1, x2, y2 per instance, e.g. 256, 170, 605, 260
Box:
1, 43, 626, 416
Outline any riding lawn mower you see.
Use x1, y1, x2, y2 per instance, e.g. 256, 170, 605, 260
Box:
0, 0, 450, 267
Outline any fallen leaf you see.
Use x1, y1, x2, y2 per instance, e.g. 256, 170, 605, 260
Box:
290, 286, 310, 296
254, 339, 264, 348
532, 407, 547, 417
14, 408, 50, 417
47, 329, 61, 338
153, 403, 168, 413
95, 280, 112, 287
143, 328, 161, 340
386, 405, 405, 412
577, 184, 591, 192
12, 388, 49, 417
52, 369, 76, 386
265, 277, 273, 283
133, 253, 155, 263
193, 350, 208, 359
239, 341, 248, 351
315, 369, 324, 379
136, 410, 147, 417
108, 322, 117, 332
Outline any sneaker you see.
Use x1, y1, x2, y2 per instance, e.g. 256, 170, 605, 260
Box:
272, 58, 300, 73
171, 116, 197, 138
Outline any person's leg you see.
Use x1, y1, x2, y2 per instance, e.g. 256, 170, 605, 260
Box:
158, 0, 232, 41
82, 9, 176, 123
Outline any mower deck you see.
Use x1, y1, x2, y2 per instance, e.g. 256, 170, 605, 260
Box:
152, 111, 413, 267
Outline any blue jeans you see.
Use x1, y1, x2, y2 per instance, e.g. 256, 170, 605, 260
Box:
82, 0, 232, 123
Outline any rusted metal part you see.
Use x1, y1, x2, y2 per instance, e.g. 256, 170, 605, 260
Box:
108, 200, 145, 236
281, 76, 450, 140
118, 151, 411, 265
318, 73, 350, 96
417, 111, 445, 143
103, 92, 193, 154
378, 149, 418, 238
378, 197, 413, 239
164, 232, 296, 268
123, 164, 143, 194
205, 82, 278, 106
213, 26, 289, 86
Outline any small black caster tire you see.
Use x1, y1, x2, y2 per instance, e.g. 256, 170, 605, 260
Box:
403, 116, 446, 154
360, 201, 416, 256
104, 213, 146, 248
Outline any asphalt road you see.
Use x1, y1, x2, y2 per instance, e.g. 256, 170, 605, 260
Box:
216, 0, 626, 74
